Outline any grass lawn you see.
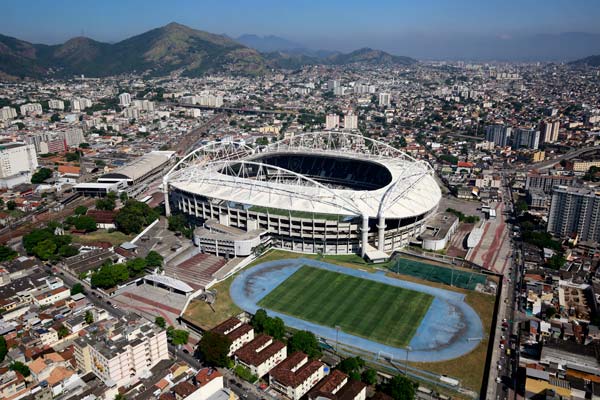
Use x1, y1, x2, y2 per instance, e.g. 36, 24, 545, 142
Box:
183, 275, 241, 330
72, 230, 135, 246
258, 265, 433, 348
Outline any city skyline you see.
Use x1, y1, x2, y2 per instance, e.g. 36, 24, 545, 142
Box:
2, 0, 600, 60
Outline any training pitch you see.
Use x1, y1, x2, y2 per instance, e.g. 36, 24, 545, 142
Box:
258, 265, 433, 348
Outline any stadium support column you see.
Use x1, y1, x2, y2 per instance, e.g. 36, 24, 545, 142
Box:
361, 214, 369, 258
377, 214, 386, 251
163, 177, 171, 217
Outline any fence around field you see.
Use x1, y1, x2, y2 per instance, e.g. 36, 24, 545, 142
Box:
389, 257, 487, 290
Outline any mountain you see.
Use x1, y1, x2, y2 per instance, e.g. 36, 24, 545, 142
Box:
326, 48, 416, 65
570, 54, 600, 67
236, 34, 304, 53
0, 23, 266, 78
0, 24, 418, 78
264, 47, 416, 69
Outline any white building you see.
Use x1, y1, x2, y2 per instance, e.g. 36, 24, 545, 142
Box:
123, 107, 139, 119
74, 318, 169, 388
48, 100, 65, 111
0, 142, 38, 180
540, 120, 560, 144
235, 334, 287, 378
19, 103, 43, 116
343, 114, 358, 130
118, 93, 131, 107
211, 317, 255, 356
131, 99, 155, 112
325, 114, 340, 130
378, 92, 391, 107
0, 106, 17, 121
269, 352, 326, 400
71, 98, 92, 112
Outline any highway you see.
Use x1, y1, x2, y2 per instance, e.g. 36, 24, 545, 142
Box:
528, 144, 600, 171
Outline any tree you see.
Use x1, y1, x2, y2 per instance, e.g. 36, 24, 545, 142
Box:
171, 329, 189, 346
59, 245, 78, 257
96, 197, 116, 211
378, 375, 417, 400
114, 200, 159, 234
264, 316, 286, 340
545, 306, 557, 319
50, 113, 61, 122
126, 257, 147, 275
288, 330, 321, 359
72, 215, 97, 232
70, 283, 84, 295
65, 152, 80, 162
155, 316, 166, 329
119, 192, 128, 202
6, 200, 16, 211
338, 357, 365, 381
9, 361, 30, 377
198, 331, 232, 367
85, 310, 94, 324
31, 168, 53, 184
145, 251, 163, 268
0, 336, 7, 363
546, 254, 566, 270
79, 142, 90, 149
57, 324, 69, 339
74, 205, 88, 215
0, 245, 17, 262
33, 239, 57, 260
91, 263, 130, 288
362, 369, 377, 385
251, 309, 269, 332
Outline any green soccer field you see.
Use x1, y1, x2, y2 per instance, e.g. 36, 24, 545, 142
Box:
258, 266, 434, 348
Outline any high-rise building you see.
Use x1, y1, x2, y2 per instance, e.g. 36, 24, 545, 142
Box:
378, 92, 391, 107
0, 106, 17, 121
118, 92, 131, 107
0, 142, 38, 179
343, 114, 358, 130
74, 317, 168, 388
484, 124, 512, 147
19, 103, 43, 116
548, 185, 600, 242
325, 114, 340, 130
512, 128, 540, 150
540, 120, 560, 144
48, 99, 65, 111
328, 80, 340, 90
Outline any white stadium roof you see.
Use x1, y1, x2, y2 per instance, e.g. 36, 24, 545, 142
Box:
166, 132, 441, 220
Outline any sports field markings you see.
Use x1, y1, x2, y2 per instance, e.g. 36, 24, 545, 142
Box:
258, 265, 434, 348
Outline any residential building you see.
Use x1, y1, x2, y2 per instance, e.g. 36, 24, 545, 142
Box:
512, 128, 540, 150
378, 92, 391, 107
325, 114, 340, 130
0, 106, 17, 121
269, 352, 326, 400
0, 142, 38, 179
308, 370, 367, 400
74, 317, 169, 387
548, 185, 600, 242
235, 334, 287, 378
48, 99, 65, 111
19, 103, 43, 116
540, 120, 559, 143
211, 317, 254, 356
525, 172, 576, 194
343, 114, 358, 130
485, 124, 512, 147
118, 92, 132, 107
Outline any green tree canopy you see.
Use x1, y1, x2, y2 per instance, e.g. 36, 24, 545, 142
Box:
70, 283, 85, 295
115, 200, 159, 234
9, 361, 30, 377
288, 330, 321, 359
90, 263, 130, 288
155, 316, 166, 329
0, 336, 7, 363
85, 310, 94, 324
95, 197, 116, 211
171, 329, 189, 346
145, 251, 164, 268
0, 245, 18, 262
31, 168, 53, 184
361, 369, 378, 385
337, 357, 365, 381
378, 375, 417, 400
198, 331, 232, 367
74, 205, 88, 215
250, 309, 285, 340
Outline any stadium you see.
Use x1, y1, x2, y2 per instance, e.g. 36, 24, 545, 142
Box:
164, 131, 442, 256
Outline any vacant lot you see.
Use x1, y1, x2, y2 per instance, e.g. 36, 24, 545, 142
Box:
258, 265, 433, 348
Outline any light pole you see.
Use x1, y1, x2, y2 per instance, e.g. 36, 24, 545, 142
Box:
335, 325, 341, 354
405, 346, 411, 375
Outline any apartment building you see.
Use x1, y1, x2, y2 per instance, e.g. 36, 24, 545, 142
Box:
211, 317, 255, 356
235, 334, 287, 378
269, 352, 326, 400
548, 185, 600, 242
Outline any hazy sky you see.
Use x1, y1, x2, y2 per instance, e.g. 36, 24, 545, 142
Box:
3, 0, 600, 60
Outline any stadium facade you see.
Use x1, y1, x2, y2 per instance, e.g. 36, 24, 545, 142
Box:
164, 132, 441, 256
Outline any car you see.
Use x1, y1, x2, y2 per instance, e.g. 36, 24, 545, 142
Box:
497, 364, 502, 370
182, 349, 189, 354
236, 383, 242, 388
496, 377, 502, 383
499, 344, 505, 349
